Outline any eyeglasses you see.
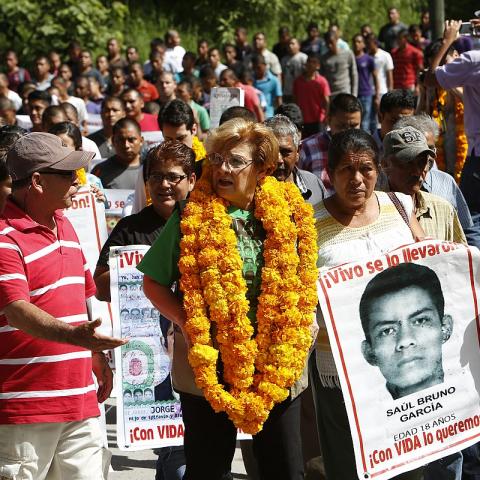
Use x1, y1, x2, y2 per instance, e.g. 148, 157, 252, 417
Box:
148, 173, 188, 184
38, 169, 78, 181
207, 152, 253, 171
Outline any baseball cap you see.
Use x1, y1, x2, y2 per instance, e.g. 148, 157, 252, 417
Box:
6, 132, 94, 181
383, 126, 436, 163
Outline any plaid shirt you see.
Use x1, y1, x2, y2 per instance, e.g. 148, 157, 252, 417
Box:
298, 131, 334, 195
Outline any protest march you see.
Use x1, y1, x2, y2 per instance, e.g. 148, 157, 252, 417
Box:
1, 4, 480, 480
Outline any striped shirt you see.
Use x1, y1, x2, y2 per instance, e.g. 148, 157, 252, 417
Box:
0, 200, 98, 424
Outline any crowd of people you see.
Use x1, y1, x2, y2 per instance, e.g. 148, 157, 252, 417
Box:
0, 6, 480, 480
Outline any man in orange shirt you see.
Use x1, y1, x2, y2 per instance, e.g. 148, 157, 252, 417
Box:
129, 62, 159, 103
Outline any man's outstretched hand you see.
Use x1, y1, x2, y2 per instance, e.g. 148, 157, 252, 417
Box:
69, 318, 128, 352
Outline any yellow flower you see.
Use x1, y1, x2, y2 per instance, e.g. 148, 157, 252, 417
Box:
179, 174, 318, 433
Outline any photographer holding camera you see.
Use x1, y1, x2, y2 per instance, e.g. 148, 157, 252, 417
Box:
426, 18, 480, 247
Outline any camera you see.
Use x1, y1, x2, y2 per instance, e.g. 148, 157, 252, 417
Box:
460, 10, 480, 37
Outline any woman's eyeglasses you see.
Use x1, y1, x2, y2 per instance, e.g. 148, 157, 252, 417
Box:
148, 173, 188, 184
207, 153, 253, 171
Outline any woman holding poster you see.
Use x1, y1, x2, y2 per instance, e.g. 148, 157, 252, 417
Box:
313, 128, 426, 480
139, 118, 318, 480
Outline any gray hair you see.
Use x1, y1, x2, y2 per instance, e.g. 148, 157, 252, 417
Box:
264, 114, 301, 149
393, 113, 440, 141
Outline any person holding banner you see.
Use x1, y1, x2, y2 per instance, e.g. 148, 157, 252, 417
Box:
312, 128, 426, 479
0, 132, 126, 480
94, 140, 196, 480
139, 118, 318, 480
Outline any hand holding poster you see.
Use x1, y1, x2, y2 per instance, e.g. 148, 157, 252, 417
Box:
317, 240, 480, 479
110, 245, 184, 450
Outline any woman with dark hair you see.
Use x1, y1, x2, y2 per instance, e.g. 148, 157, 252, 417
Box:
94, 140, 197, 480
313, 128, 425, 479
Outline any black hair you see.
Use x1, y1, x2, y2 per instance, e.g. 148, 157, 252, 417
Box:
158, 99, 195, 131
49, 122, 82, 150
42, 105, 67, 127
60, 102, 79, 123
219, 106, 256, 125
183, 51, 196, 61
359, 263, 445, 342
101, 95, 126, 112
307, 22, 318, 30
144, 140, 195, 178
278, 26, 290, 35
112, 117, 141, 136
324, 31, 337, 44
199, 66, 216, 80
133, 388, 143, 396
379, 89, 416, 114
28, 90, 52, 106
0, 126, 24, 179
177, 80, 193, 94
275, 103, 304, 132
252, 54, 266, 66
328, 128, 379, 172
329, 93, 363, 117
150, 38, 164, 50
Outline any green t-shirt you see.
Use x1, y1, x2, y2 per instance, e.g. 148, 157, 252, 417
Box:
137, 206, 264, 321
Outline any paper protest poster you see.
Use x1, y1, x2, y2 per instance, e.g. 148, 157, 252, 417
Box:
317, 240, 480, 479
64, 187, 113, 337
209, 87, 245, 128
110, 245, 184, 450
104, 189, 134, 234
86, 113, 103, 135
142, 131, 164, 150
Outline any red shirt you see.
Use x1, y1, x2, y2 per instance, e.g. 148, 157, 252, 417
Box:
0, 200, 98, 424
136, 80, 159, 103
293, 73, 331, 124
391, 43, 423, 89
139, 113, 160, 132
235, 82, 260, 119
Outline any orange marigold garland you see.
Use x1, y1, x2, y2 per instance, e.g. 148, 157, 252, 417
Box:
432, 88, 468, 182
178, 171, 318, 434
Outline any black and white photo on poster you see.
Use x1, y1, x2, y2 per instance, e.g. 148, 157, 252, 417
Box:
317, 240, 480, 479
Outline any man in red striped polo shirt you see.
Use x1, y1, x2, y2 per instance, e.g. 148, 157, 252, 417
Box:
0, 132, 127, 480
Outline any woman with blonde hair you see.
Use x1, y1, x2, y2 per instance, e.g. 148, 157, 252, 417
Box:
139, 118, 318, 479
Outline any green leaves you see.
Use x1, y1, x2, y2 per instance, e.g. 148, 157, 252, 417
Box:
0, 0, 127, 60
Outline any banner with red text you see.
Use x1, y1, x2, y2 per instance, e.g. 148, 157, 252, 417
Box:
104, 189, 134, 234
64, 187, 114, 337
110, 245, 184, 450
317, 240, 480, 479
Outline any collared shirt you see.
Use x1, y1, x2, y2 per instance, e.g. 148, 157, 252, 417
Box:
376, 170, 473, 230
415, 191, 466, 244
435, 50, 480, 156
293, 167, 326, 209
298, 130, 333, 195
0, 200, 98, 424
376, 129, 473, 230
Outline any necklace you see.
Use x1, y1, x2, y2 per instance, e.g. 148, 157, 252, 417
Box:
179, 170, 318, 433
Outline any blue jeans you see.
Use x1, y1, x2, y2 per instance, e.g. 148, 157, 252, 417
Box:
154, 446, 186, 480
358, 95, 373, 133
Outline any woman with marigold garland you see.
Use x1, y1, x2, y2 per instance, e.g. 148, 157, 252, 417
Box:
138, 118, 318, 480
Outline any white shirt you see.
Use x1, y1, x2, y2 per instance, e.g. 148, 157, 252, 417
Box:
164, 46, 186, 74
66, 96, 89, 125
373, 48, 394, 95
82, 136, 101, 160
7, 90, 22, 111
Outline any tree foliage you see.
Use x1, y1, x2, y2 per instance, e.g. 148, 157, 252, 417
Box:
0, 0, 127, 60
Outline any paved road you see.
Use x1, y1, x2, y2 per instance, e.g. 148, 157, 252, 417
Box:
105, 399, 248, 479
